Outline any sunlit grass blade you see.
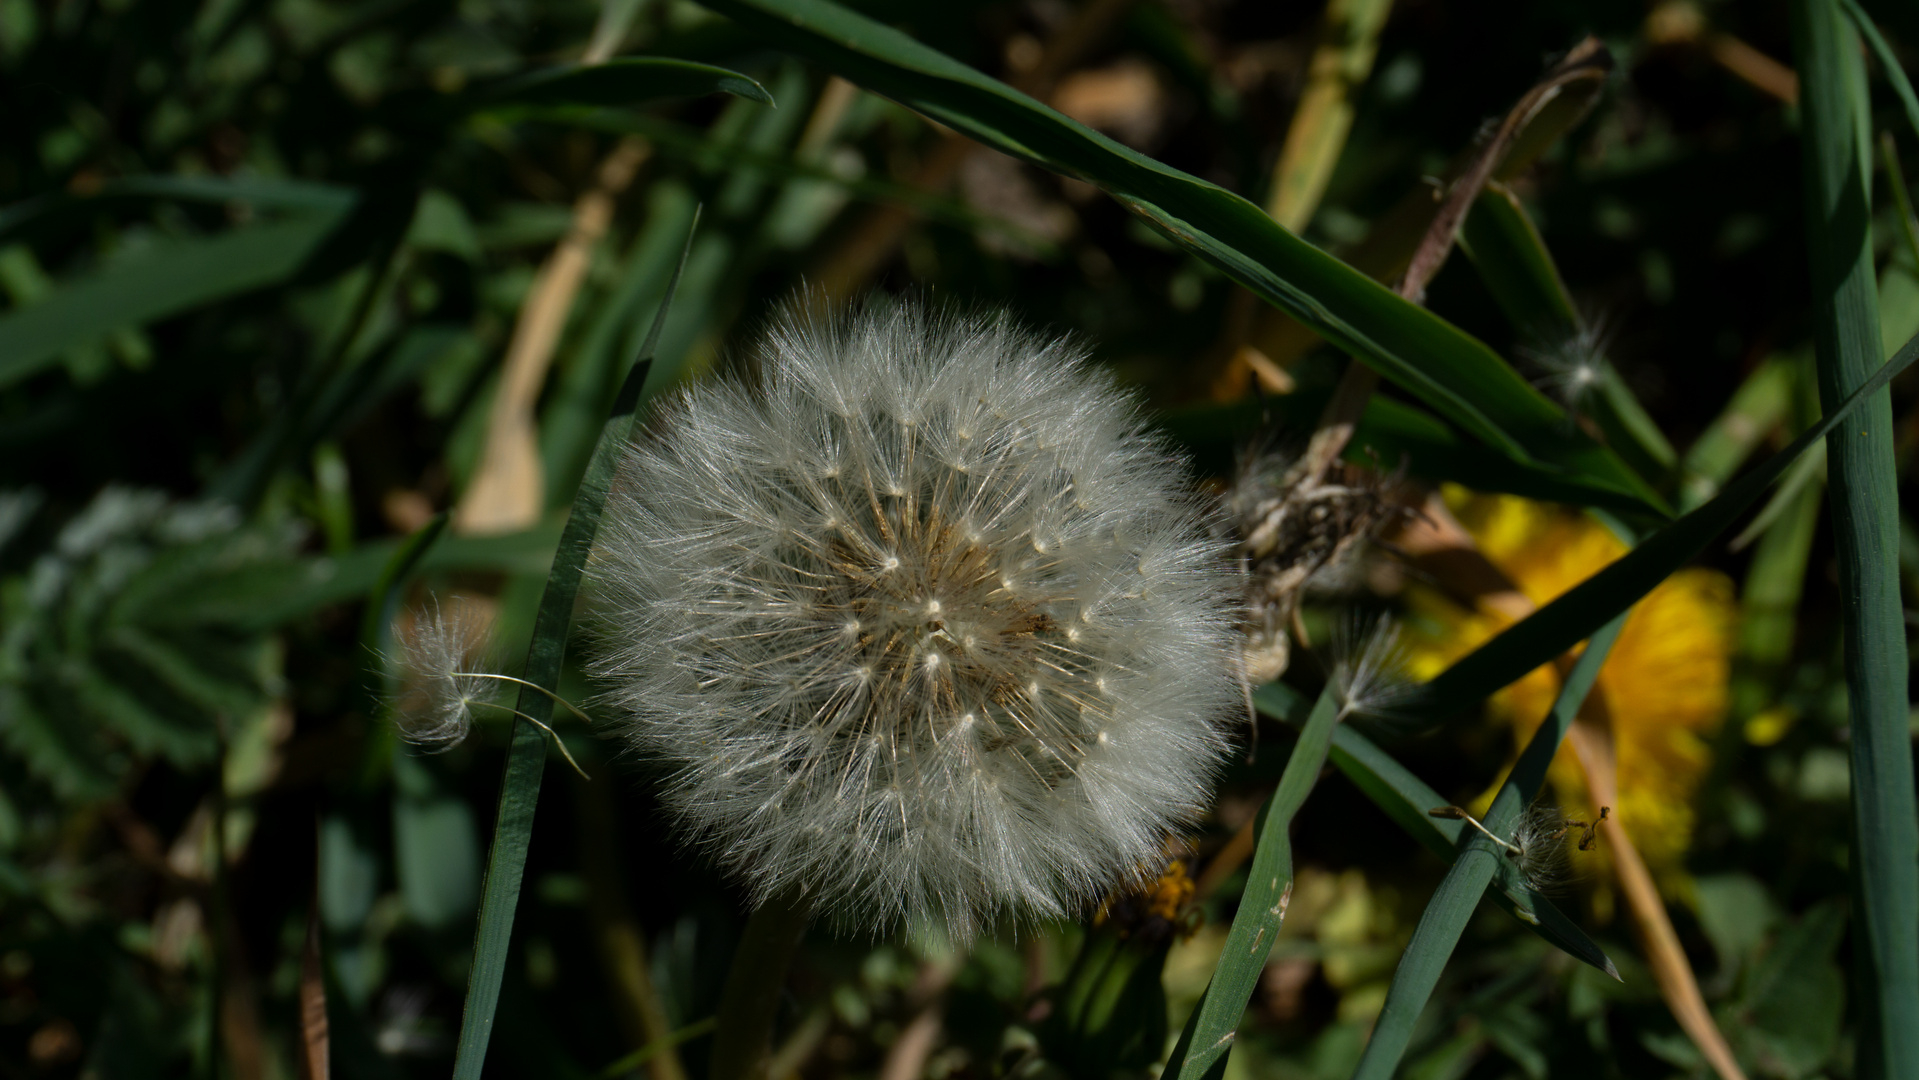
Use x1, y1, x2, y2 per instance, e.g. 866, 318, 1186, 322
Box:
698, 0, 1663, 517
451, 209, 699, 1080
1792, 4, 1919, 1077
1253, 682, 1615, 977
1161, 687, 1340, 1080
1677, 354, 1799, 511
1420, 326, 1919, 715
1352, 614, 1624, 1080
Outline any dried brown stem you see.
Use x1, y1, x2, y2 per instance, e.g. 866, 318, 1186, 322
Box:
455, 135, 650, 534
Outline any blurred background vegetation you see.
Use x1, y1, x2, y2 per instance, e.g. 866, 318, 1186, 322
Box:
1, 0, 1915, 1078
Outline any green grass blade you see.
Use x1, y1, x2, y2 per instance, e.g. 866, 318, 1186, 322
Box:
0, 174, 357, 242
1421, 326, 1919, 715
698, 0, 1663, 517
1161, 687, 1341, 1080
1457, 184, 1676, 482
450, 210, 699, 1080
1881, 132, 1919, 272
359, 512, 449, 653
0, 212, 350, 389
478, 56, 773, 110
1793, 4, 1919, 1076
1678, 355, 1800, 510
1352, 615, 1625, 1080
1842, 0, 1919, 141
1254, 683, 1614, 977
1457, 185, 1580, 339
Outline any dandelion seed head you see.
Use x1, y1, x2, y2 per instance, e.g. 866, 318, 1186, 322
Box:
589, 301, 1239, 940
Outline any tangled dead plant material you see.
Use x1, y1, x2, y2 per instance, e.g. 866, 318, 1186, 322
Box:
1228, 443, 1412, 684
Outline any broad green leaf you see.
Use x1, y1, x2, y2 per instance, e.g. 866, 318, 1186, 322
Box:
699, 0, 1664, 517
450, 209, 698, 1080
0, 212, 351, 389
478, 57, 773, 110
1420, 326, 1919, 715
1793, 4, 1919, 1077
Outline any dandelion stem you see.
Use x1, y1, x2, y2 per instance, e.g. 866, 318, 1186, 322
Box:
469, 701, 593, 781
710, 889, 813, 1080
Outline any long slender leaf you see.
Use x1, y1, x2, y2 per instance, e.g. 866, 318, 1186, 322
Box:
1678, 355, 1799, 511
1161, 688, 1342, 1080
479, 56, 774, 110
1421, 326, 1919, 715
1458, 184, 1676, 482
0, 175, 357, 243
1792, 5, 1919, 1078
0, 212, 351, 388
1843, 0, 1919, 141
450, 209, 699, 1080
1352, 615, 1625, 1080
698, 0, 1664, 517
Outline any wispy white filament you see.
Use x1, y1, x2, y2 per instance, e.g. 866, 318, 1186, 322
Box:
588, 302, 1239, 940
1327, 613, 1416, 722
392, 599, 493, 750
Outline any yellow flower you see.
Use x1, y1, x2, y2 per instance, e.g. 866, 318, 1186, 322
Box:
1403, 488, 1736, 883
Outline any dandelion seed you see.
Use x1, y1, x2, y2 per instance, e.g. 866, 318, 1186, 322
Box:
1429, 801, 1608, 892
1324, 613, 1417, 722
389, 597, 594, 780
1524, 317, 1616, 420
588, 300, 1239, 940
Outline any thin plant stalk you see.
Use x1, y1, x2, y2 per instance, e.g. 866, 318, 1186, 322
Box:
710, 891, 814, 1080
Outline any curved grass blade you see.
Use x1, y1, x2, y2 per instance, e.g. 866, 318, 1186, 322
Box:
1421, 326, 1919, 716
1161, 687, 1340, 1080
1351, 615, 1624, 1080
479, 57, 773, 110
1794, 5, 1919, 1077
450, 208, 700, 1080
698, 0, 1662, 516
1253, 682, 1614, 977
